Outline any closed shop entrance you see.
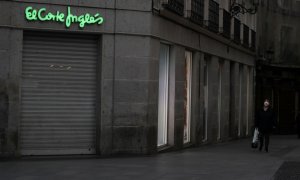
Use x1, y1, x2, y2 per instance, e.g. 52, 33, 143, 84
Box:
20, 32, 99, 155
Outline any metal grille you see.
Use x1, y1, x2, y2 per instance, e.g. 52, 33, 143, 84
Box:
243, 24, 250, 47
191, 0, 204, 25
208, 0, 219, 33
20, 32, 98, 155
163, 0, 184, 16
234, 18, 241, 44
222, 9, 231, 38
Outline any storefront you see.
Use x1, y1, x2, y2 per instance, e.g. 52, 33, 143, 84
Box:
21, 32, 99, 155
0, 0, 256, 157
0, 2, 108, 156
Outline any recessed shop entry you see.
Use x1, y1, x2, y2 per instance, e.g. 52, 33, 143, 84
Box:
20, 31, 99, 155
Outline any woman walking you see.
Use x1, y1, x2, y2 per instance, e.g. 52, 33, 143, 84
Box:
255, 99, 277, 152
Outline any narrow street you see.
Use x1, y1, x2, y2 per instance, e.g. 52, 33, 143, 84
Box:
1, 135, 299, 180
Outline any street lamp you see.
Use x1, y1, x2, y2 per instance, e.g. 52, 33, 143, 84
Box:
230, 0, 259, 17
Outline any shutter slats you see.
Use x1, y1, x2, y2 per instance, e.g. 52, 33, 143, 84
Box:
20, 32, 98, 155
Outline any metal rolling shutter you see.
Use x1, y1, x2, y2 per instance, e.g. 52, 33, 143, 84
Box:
21, 32, 98, 155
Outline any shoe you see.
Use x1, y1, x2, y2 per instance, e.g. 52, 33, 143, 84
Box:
265, 148, 268, 153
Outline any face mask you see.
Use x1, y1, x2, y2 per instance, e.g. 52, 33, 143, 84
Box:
264, 102, 269, 107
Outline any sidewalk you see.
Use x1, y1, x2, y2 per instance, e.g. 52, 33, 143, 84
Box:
1, 135, 299, 180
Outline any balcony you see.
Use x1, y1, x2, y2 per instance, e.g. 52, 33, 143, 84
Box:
233, 18, 241, 44
190, 0, 204, 25
207, 0, 219, 33
162, 0, 184, 16
221, 9, 231, 39
243, 24, 249, 48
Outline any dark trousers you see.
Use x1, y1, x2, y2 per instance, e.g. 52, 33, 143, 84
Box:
259, 132, 270, 151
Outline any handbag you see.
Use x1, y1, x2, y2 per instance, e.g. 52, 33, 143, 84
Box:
251, 128, 259, 148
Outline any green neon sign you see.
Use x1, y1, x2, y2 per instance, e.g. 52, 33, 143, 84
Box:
25, 6, 104, 28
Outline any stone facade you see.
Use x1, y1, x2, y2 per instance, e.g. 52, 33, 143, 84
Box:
256, 0, 300, 134
0, 0, 256, 157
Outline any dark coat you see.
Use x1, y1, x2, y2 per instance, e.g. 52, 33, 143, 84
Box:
296, 115, 300, 131
255, 108, 276, 133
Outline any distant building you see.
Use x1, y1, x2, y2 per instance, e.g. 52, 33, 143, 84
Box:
256, 0, 300, 134
0, 0, 256, 157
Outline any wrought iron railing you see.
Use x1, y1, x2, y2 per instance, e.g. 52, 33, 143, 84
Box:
163, 0, 184, 16
208, 0, 219, 33
190, 0, 204, 25
233, 18, 241, 44
243, 24, 249, 47
222, 9, 231, 38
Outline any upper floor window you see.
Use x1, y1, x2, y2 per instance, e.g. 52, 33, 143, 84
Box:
163, 0, 184, 16
243, 24, 250, 47
233, 18, 241, 44
277, 0, 292, 9
297, 1, 300, 12
191, 0, 205, 25
222, 9, 231, 38
280, 26, 294, 61
208, 0, 219, 32
251, 29, 256, 51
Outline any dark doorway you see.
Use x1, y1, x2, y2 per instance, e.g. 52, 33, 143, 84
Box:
256, 64, 299, 135
278, 89, 296, 134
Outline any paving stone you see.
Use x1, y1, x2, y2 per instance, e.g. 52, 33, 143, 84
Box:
272, 161, 300, 180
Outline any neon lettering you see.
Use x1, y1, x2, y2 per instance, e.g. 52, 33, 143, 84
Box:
25, 6, 104, 28
25, 7, 37, 20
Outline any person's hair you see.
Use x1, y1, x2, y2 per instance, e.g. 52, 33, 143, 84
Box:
263, 98, 272, 108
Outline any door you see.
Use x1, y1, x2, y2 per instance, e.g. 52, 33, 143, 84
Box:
20, 32, 98, 155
